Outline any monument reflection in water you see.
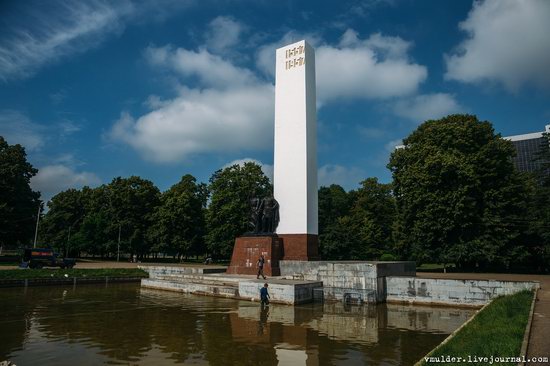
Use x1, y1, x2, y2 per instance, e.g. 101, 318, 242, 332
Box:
0, 283, 475, 365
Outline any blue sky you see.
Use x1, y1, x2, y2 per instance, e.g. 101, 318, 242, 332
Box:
1, 0, 549, 203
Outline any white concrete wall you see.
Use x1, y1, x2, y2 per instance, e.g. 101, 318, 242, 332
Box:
385, 277, 539, 306
280, 261, 415, 302
239, 280, 322, 305
274, 40, 318, 235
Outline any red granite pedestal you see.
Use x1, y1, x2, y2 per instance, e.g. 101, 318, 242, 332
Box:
226, 236, 283, 276
277, 234, 320, 261
227, 234, 320, 275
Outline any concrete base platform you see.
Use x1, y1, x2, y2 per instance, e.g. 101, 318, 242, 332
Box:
139, 266, 322, 305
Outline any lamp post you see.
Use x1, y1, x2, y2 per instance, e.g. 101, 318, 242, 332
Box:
66, 215, 84, 258
33, 203, 42, 248
117, 223, 121, 262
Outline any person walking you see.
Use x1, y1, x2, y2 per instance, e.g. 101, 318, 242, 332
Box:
257, 254, 267, 279
260, 283, 270, 307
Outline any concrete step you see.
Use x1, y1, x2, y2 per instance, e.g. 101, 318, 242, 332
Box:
139, 265, 227, 277
142, 278, 240, 298
155, 275, 239, 288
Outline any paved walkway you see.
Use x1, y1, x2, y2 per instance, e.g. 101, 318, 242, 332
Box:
417, 272, 550, 365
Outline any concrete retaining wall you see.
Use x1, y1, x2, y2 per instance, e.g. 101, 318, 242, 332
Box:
139, 266, 226, 277
238, 280, 322, 305
142, 278, 240, 298
385, 277, 539, 306
280, 261, 415, 302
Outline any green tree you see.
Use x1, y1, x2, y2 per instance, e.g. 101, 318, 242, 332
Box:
206, 163, 271, 258
318, 184, 353, 259
0, 136, 41, 248
318, 180, 396, 260
388, 114, 530, 269
351, 178, 396, 259
40, 189, 84, 256
318, 184, 352, 233
106, 176, 161, 258
149, 174, 207, 260
71, 211, 111, 257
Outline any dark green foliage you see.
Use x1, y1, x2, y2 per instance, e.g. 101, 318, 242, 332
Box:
40, 189, 84, 256
205, 162, 271, 258
318, 180, 396, 260
148, 174, 207, 259
71, 211, 111, 256
318, 184, 354, 259
379, 253, 397, 261
105, 176, 161, 257
318, 184, 353, 232
41, 177, 161, 258
389, 115, 531, 269
0, 136, 41, 248
424, 291, 533, 365
351, 178, 396, 259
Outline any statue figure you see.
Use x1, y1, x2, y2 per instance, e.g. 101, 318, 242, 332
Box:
260, 197, 279, 233
249, 197, 263, 234
247, 196, 279, 235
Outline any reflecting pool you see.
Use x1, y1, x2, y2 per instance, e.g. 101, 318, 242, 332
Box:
0, 283, 475, 365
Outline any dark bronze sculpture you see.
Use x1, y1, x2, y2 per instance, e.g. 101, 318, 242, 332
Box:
248, 196, 279, 234
249, 197, 263, 234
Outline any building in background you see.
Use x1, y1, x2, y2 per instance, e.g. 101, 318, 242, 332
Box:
505, 125, 550, 173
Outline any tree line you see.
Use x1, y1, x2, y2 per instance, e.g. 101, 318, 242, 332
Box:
1, 115, 549, 271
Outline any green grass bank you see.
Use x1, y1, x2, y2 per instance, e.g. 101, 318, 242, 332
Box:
422, 290, 534, 366
0, 268, 148, 281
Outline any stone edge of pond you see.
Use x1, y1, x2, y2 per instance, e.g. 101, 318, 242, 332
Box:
413, 290, 538, 366
0, 277, 145, 288
518, 287, 538, 366
412, 300, 490, 366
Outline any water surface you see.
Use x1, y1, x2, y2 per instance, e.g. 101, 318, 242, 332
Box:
0, 283, 475, 365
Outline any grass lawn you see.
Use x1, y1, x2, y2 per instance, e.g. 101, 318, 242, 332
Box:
422, 290, 534, 366
0, 268, 148, 280
0, 262, 19, 266
0, 255, 20, 266
417, 263, 456, 272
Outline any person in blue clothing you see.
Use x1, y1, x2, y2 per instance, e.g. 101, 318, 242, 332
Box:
260, 283, 270, 307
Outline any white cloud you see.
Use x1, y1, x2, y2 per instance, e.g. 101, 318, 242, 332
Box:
205, 16, 245, 53
318, 164, 365, 190
145, 46, 258, 88
58, 119, 81, 137
110, 84, 274, 162
392, 93, 463, 123
0, 1, 132, 81
385, 139, 403, 152
445, 0, 550, 91
0, 0, 196, 81
317, 31, 427, 102
31, 164, 101, 203
109, 86, 274, 162
257, 30, 427, 102
110, 45, 275, 162
0, 110, 45, 151
223, 158, 273, 182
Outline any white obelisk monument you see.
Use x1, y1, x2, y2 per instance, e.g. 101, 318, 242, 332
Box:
274, 40, 319, 260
